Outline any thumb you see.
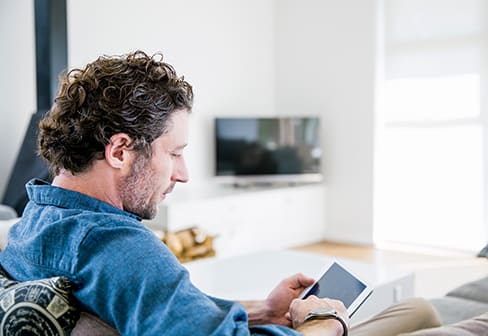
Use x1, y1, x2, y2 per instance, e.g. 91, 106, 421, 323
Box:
292, 273, 315, 289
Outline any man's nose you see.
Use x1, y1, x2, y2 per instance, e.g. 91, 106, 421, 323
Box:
173, 157, 189, 183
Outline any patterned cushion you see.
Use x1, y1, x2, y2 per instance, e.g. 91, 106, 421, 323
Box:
0, 266, 80, 335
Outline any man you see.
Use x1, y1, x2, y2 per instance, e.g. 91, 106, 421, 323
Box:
0, 51, 440, 335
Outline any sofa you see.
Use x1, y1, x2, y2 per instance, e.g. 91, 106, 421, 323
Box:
0, 214, 487, 335
430, 275, 488, 325
412, 276, 488, 336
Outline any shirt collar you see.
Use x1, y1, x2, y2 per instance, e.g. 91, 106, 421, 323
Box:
26, 178, 142, 221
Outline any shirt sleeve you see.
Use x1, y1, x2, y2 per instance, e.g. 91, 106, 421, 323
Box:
73, 223, 301, 336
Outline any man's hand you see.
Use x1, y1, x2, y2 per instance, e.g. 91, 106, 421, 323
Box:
290, 295, 348, 330
245, 273, 315, 326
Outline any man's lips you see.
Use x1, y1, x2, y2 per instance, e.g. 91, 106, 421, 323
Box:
164, 184, 175, 194
161, 184, 176, 200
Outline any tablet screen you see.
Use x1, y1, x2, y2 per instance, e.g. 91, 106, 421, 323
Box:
302, 262, 367, 309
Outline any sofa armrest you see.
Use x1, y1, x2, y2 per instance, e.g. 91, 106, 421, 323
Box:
0, 218, 19, 250
0, 205, 17, 220
72, 312, 119, 336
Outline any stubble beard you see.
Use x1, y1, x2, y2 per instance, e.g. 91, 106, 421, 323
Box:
118, 155, 159, 220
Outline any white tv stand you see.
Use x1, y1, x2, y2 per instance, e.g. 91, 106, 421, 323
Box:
145, 183, 326, 258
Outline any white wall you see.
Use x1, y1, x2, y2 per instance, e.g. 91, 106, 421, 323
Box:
0, 0, 36, 197
67, 0, 277, 188
275, 0, 377, 244
0, 0, 378, 245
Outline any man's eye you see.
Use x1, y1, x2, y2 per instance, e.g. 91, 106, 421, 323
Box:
171, 153, 182, 158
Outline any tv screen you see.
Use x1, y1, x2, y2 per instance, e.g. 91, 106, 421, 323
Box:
215, 117, 322, 184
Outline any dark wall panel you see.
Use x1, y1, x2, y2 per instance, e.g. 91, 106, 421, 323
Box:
2, 0, 67, 215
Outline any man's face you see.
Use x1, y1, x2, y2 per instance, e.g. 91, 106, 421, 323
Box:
119, 110, 189, 219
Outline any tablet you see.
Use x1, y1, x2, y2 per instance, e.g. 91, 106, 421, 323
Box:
299, 260, 373, 317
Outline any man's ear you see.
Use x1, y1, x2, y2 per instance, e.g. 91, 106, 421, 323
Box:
105, 133, 133, 170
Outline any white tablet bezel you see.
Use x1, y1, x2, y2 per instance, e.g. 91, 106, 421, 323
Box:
298, 259, 373, 317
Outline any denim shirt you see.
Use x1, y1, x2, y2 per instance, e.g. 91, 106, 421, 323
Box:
0, 179, 300, 336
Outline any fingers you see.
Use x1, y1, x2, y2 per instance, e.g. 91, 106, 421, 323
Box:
287, 273, 315, 289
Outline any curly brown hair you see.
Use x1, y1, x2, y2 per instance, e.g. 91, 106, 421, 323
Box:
38, 50, 193, 176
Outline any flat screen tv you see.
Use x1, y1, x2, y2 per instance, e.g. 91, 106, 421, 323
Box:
214, 116, 322, 184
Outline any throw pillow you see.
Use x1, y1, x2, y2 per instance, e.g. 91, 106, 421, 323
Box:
0, 266, 80, 336
477, 244, 488, 258
446, 275, 488, 304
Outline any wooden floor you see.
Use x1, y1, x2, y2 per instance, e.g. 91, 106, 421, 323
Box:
292, 240, 375, 260
291, 240, 470, 264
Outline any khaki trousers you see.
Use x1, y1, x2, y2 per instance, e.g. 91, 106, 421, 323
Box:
350, 298, 442, 336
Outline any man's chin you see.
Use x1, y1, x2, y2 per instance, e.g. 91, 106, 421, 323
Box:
144, 209, 158, 220
132, 205, 158, 220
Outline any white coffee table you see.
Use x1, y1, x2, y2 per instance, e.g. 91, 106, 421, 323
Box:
184, 249, 414, 324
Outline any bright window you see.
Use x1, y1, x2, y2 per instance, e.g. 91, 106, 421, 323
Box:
374, 0, 488, 252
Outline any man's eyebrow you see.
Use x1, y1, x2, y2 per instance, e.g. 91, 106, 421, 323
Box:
173, 144, 188, 150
